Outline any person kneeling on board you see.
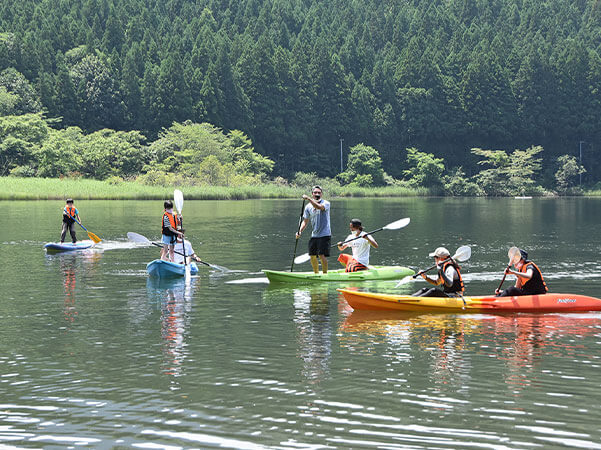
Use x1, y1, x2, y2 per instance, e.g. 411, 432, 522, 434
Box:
413, 247, 464, 297
337, 219, 378, 272
495, 249, 547, 297
173, 232, 202, 265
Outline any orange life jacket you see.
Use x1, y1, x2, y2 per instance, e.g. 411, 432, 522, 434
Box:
63, 205, 77, 223
441, 261, 464, 294
162, 210, 180, 236
519, 260, 548, 294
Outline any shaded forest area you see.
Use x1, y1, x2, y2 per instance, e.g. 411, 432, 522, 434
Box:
1, 0, 600, 188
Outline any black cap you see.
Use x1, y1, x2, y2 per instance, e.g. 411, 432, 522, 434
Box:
66, 198, 73, 203
164, 200, 173, 209
519, 249, 528, 260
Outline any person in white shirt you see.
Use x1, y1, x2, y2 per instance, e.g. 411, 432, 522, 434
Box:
336, 219, 378, 272
173, 232, 202, 265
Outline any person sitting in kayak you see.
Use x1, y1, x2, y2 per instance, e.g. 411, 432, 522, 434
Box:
495, 249, 547, 297
61, 198, 80, 243
413, 247, 464, 297
173, 231, 202, 265
337, 219, 378, 272
161, 200, 183, 262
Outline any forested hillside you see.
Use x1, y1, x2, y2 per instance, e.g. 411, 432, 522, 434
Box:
1, 0, 600, 187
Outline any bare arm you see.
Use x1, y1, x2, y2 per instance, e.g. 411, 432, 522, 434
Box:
302, 194, 325, 210
296, 218, 309, 238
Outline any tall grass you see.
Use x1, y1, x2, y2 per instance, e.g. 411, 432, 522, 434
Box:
0, 177, 427, 200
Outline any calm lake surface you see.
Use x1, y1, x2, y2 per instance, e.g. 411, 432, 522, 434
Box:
1, 197, 601, 448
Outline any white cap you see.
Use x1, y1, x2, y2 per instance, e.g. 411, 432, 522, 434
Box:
429, 247, 450, 258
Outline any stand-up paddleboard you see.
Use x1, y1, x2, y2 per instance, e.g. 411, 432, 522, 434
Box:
147, 260, 199, 277
44, 241, 94, 252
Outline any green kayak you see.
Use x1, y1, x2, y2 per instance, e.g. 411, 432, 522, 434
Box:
262, 266, 414, 283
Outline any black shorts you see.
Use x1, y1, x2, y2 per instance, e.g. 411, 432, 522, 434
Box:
308, 236, 331, 256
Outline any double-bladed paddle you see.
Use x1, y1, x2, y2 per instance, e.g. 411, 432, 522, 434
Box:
293, 217, 411, 265
127, 231, 229, 272
409, 245, 472, 278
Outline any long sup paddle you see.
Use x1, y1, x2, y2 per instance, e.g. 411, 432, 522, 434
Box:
496, 246, 520, 293
290, 199, 306, 272
173, 189, 187, 273
73, 218, 102, 243
127, 232, 229, 272
293, 217, 411, 265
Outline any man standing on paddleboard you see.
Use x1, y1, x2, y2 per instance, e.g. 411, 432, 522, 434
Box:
61, 198, 80, 243
296, 186, 331, 274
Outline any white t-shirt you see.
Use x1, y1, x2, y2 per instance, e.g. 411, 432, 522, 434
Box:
173, 240, 195, 264
344, 231, 371, 266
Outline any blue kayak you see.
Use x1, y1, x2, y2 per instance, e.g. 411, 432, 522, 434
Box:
146, 260, 199, 277
44, 241, 94, 252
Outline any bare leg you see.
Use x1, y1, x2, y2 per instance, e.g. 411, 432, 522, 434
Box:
319, 255, 328, 274
310, 255, 319, 273
168, 245, 175, 262
161, 244, 169, 261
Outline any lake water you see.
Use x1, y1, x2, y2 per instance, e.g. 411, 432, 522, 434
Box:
1, 197, 601, 448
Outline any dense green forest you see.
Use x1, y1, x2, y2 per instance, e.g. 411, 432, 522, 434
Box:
0, 0, 600, 194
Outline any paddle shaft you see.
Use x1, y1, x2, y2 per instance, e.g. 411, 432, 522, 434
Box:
333, 226, 384, 248
150, 241, 210, 268
290, 199, 306, 272
412, 256, 456, 279
496, 264, 512, 291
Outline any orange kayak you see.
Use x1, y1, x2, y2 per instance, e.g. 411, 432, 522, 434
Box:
337, 288, 601, 313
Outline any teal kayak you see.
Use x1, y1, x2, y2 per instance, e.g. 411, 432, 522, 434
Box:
262, 266, 414, 283
147, 260, 199, 277
44, 241, 94, 252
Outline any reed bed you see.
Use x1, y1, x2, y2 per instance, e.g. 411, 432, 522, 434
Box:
0, 177, 426, 200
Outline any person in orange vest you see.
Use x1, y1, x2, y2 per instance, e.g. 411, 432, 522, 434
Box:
61, 198, 80, 243
413, 247, 465, 297
495, 249, 547, 296
161, 200, 183, 262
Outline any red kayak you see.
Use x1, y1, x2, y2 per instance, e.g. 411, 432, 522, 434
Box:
337, 289, 601, 313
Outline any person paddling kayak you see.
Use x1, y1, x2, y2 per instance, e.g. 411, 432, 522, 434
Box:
173, 232, 202, 265
495, 248, 547, 297
413, 247, 465, 297
337, 219, 378, 272
161, 200, 183, 262
61, 198, 80, 243
296, 186, 331, 274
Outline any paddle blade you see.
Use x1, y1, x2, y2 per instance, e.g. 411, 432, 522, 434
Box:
453, 245, 471, 262
127, 232, 151, 244
294, 252, 311, 265
508, 246, 520, 265
395, 275, 414, 287
383, 217, 410, 230
174, 189, 184, 213
88, 231, 102, 243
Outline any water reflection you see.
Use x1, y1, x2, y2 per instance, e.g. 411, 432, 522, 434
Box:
292, 286, 332, 384
340, 306, 601, 391
45, 250, 103, 327
146, 277, 197, 382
